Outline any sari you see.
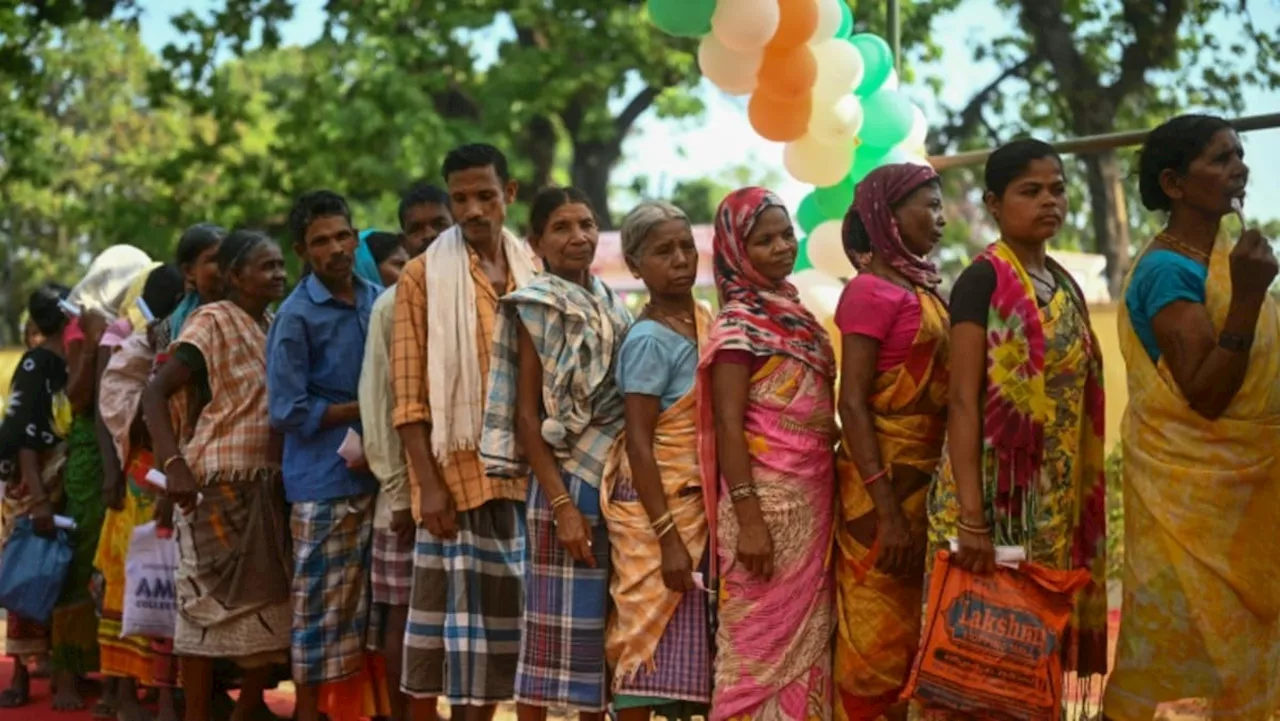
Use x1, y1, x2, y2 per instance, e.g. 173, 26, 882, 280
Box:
698, 187, 838, 721
601, 304, 714, 714
834, 288, 949, 721
924, 241, 1108, 718
1105, 236, 1280, 720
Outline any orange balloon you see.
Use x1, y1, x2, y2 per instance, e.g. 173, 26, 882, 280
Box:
748, 90, 812, 142
768, 0, 819, 50
757, 44, 816, 99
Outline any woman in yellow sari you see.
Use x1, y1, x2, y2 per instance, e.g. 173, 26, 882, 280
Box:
1104, 115, 1279, 720
602, 201, 713, 721
833, 164, 948, 721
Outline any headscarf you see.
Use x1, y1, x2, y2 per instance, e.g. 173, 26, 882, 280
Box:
356, 229, 385, 289
67, 245, 153, 319
848, 163, 942, 290
710, 187, 836, 379
118, 262, 164, 332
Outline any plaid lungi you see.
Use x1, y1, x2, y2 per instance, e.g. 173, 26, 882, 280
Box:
371, 527, 414, 607
515, 471, 611, 712
402, 499, 525, 705
290, 494, 375, 686
609, 484, 713, 706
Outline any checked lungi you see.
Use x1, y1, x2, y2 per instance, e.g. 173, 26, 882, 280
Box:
290, 494, 375, 686
401, 498, 525, 705
515, 471, 611, 713
371, 527, 414, 607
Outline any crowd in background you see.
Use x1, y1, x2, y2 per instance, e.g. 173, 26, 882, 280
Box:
0, 113, 1277, 721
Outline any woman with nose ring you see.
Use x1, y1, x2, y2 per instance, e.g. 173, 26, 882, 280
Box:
698, 187, 838, 721
480, 186, 632, 721
1103, 115, 1280, 721
921, 140, 1110, 719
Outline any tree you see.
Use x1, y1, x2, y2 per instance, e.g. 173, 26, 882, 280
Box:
931, 0, 1280, 293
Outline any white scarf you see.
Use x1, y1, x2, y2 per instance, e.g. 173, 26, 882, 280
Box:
425, 225, 538, 464
68, 245, 153, 319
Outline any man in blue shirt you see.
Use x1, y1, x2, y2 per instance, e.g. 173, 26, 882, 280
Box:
267, 189, 379, 721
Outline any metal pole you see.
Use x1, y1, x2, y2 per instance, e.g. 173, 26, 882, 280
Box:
887, 0, 901, 73
928, 111, 1280, 171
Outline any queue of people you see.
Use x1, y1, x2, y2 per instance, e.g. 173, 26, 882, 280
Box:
0, 114, 1277, 721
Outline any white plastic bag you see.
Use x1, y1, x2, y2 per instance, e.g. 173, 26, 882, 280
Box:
121, 521, 179, 639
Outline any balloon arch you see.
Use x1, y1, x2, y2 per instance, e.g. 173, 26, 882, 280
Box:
647, 0, 929, 355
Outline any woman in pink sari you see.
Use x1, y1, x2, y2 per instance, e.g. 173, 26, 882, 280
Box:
698, 187, 838, 721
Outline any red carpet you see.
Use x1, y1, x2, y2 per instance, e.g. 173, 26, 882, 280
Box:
0, 654, 297, 721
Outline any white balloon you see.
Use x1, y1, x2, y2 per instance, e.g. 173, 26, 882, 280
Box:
809, 0, 843, 43
904, 104, 928, 150
808, 94, 864, 145
881, 68, 900, 91
792, 269, 845, 316
699, 33, 762, 96
806, 220, 855, 278
711, 0, 780, 53
784, 133, 854, 187
810, 39, 865, 101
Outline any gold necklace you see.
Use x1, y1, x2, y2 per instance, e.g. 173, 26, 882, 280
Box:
1156, 232, 1210, 263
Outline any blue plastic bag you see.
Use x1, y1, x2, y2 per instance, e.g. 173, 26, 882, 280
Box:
0, 516, 73, 624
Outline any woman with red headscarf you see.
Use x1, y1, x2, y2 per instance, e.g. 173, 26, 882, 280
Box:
831, 164, 949, 721
698, 187, 838, 721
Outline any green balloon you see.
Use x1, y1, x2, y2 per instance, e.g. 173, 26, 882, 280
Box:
794, 238, 815, 272
647, 0, 715, 38
835, 1, 853, 38
858, 89, 915, 149
814, 174, 855, 219
850, 33, 894, 96
796, 193, 826, 235
849, 144, 891, 185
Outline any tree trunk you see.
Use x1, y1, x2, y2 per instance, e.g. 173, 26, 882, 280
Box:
1081, 149, 1132, 299
571, 138, 620, 229
517, 114, 557, 205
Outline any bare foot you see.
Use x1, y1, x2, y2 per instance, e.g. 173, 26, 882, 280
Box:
94, 677, 121, 719
52, 670, 87, 711
116, 679, 153, 721
0, 661, 30, 708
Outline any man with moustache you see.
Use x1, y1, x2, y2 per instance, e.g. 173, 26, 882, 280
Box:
267, 189, 380, 721
391, 144, 539, 721
358, 181, 452, 721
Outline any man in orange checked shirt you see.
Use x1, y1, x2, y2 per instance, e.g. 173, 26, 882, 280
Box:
390, 144, 539, 721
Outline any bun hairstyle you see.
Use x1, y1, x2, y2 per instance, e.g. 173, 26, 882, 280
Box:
841, 208, 871, 258
984, 139, 1063, 197
141, 264, 186, 321
217, 229, 273, 275
176, 223, 226, 268
1138, 114, 1233, 212
528, 186, 596, 239
364, 231, 404, 265
620, 200, 690, 265
29, 282, 72, 336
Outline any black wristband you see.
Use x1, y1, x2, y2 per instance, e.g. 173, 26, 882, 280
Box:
1219, 332, 1254, 353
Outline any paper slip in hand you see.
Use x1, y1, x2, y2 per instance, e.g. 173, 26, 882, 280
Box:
947, 539, 1027, 569
145, 468, 203, 503
337, 428, 364, 464
691, 571, 715, 595
54, 515, 77, 531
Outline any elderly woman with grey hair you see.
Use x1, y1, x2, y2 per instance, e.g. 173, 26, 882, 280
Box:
600, 201, 713, 721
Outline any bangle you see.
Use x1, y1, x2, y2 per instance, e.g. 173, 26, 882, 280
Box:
549, 494, 574, 511
957, 518, 992, 535
1219, 332, 1254, 353
161, 455, 184, 475
728, 484, 757, 502
652, 515, 677, 539
862, 468, 889, 485
649, 511, 673, 532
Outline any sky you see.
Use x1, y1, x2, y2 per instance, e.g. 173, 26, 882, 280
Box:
135, 0, 1280, 223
